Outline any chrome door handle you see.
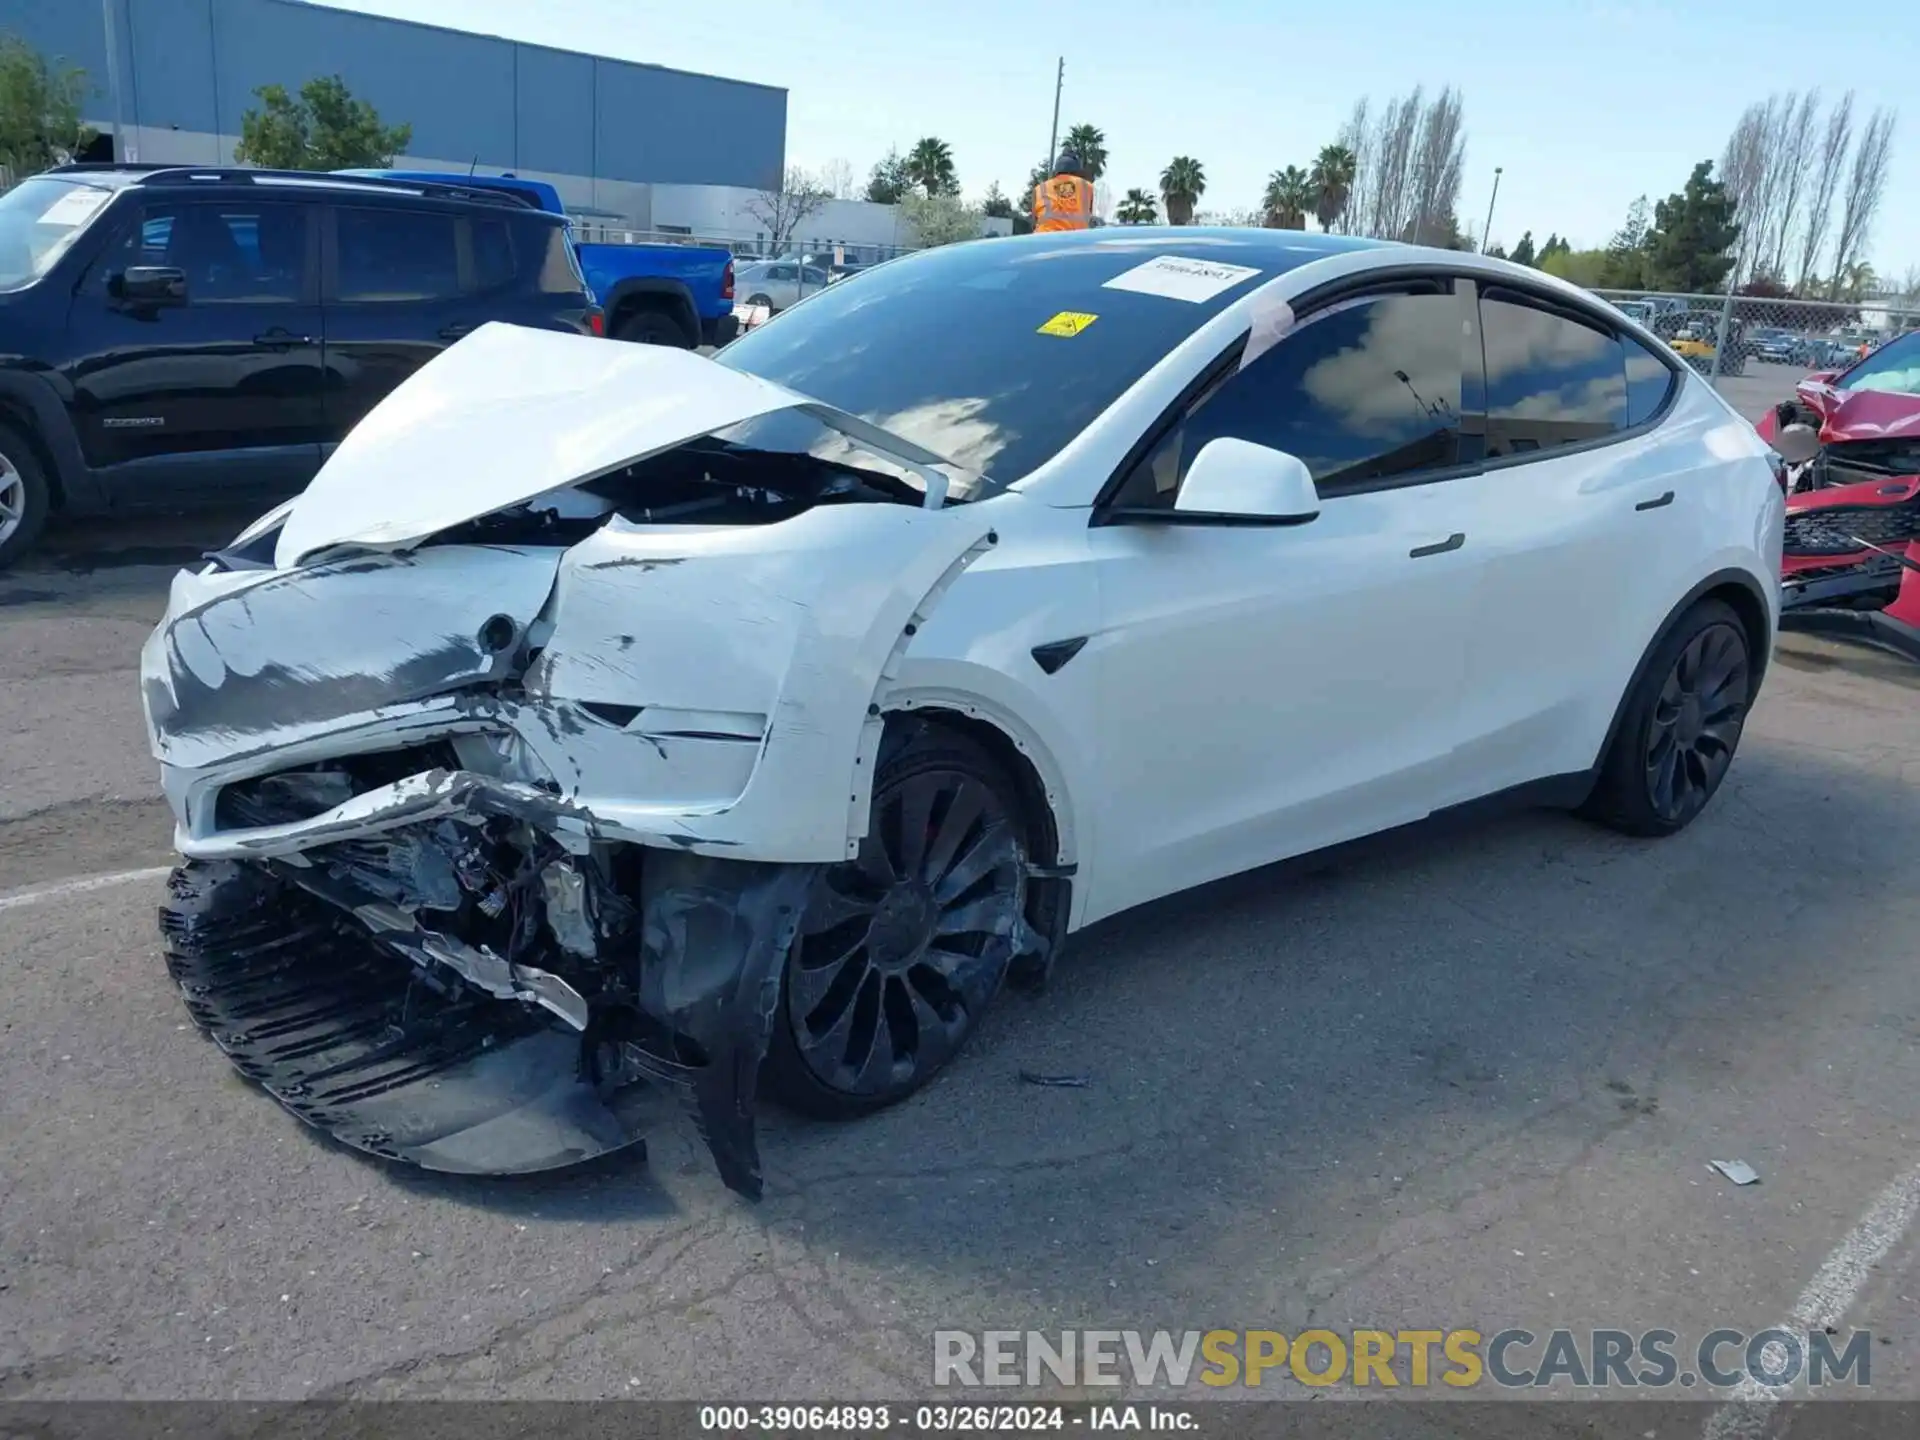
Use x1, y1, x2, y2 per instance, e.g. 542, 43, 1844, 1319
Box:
1409, 532, 1465, 558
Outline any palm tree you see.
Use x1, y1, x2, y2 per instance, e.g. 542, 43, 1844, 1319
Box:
1262, 166, 1314, 229
906, 136, 958, 197
1059, 123, 1108, 182
1835, 260, 1877, 303
1116, 187, 1158, 224
1309, 143, 1357, 232
1159, 156, 1205, 226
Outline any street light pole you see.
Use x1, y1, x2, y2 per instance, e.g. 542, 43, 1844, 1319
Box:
1045, 57, 1064, 173
1480, 166, 1503, 253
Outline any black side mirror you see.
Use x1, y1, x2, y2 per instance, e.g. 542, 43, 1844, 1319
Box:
113, 266, 188, 305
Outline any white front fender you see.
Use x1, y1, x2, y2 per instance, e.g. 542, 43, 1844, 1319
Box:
524, 503, 998, 862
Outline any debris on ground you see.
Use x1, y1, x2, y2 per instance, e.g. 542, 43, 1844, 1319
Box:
1709, 1159, 1761, 1186
1018, 1070, 1091, 1089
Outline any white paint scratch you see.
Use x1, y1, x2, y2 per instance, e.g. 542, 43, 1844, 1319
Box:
0, 866, 173, 913
1702, 1156, 1920, 1438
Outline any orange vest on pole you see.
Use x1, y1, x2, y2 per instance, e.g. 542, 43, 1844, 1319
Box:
1032, 175, 1090, 232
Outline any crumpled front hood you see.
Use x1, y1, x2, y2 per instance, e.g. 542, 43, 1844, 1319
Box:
275, 323, 811, 568
1798, 375, 1920, 445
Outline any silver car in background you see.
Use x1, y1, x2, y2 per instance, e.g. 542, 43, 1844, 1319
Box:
734, 259, 831, 312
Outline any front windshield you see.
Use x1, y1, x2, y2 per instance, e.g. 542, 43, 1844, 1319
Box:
1840, 331, 1920, 397
714, 232, 1361, 489
0, 177, 115, 291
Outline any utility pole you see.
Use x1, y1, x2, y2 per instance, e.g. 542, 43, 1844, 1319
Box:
1045, 57, 1063, 173
1479, 166, 1503, 253
101, 0, 130, 162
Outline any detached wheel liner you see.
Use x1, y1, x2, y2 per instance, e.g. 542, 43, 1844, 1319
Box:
157, 726, 1047, 1194
160, 860, 651, 1175
160, 850, 817, 1196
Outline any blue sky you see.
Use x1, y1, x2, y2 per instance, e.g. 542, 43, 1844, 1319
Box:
330, 0, 1918, 279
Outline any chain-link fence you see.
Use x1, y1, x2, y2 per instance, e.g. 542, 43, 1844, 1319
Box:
1591, 288, 1920, 419
568, 220, 920, 268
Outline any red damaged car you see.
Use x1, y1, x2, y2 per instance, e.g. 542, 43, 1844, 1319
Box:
1757, 329, 1920, 661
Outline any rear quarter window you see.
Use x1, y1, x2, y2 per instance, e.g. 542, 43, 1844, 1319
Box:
528, 219, 586, 296
1625, 336, 1676, 425
470, 217, 517, 292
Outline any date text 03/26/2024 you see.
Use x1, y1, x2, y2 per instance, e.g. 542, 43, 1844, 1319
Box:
698, 1405, 1191, 1432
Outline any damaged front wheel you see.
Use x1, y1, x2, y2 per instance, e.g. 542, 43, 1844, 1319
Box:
763, 724, 1030, 1119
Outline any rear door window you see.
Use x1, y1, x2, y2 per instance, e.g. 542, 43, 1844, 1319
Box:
335, 207, 460, 302
1480, 291, 1629, 455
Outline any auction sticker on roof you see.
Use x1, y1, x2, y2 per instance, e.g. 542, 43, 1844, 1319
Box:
1037, 310, 1099, 336
1103, 255, 1262, 303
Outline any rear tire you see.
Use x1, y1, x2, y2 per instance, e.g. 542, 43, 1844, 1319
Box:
761, 723, 1029, 1120
0, 423, 52, 572
1582, 599, 1753, 837
613, 306, 692, 347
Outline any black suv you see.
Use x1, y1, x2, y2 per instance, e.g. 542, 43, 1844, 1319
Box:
0, 165, 602, 569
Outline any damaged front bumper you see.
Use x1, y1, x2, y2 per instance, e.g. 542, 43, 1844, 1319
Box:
142, 505, 996, 1197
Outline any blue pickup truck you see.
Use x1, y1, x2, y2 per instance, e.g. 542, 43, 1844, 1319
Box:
339, 170, 738, 348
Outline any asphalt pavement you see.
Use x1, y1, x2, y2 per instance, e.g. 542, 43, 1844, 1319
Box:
7, 389, 1920, 1424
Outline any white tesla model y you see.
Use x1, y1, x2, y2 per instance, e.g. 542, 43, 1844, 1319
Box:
141, 229, 1786, 1195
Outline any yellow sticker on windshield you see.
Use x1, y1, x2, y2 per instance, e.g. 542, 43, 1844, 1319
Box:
1038, 310, 1098, 337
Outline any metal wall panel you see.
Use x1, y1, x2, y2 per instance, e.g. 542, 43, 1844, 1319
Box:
9, 0, 785, 187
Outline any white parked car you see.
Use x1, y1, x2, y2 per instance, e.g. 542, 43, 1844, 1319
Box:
734, 258, 830, 311
141, 231, 1785, 1197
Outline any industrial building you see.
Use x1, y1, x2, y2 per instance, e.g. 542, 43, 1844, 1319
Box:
9, 0, 788, 230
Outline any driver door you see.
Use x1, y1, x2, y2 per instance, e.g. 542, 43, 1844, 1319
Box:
1082, 280, 1489, 923
65, 197, 325, 504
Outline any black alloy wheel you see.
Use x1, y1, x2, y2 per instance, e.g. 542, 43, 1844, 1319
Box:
764, 729, 1028, 1118
1644, 620, 1750, 826
1584, 597, 1753, 837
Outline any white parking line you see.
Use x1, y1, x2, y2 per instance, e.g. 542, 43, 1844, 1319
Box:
0, 865, 173, 913
1702, 1157, 1920, 1438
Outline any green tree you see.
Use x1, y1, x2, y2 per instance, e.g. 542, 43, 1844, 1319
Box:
232, 75, 410, 170
865, 148, 912, 204
1261, 165, 1314, 229
899, 191, 983, 247
1646, 160, 1740, 294
905, 136, 959, 197
1833, 260, 1876, 303
1601, 195, 1652, 289
1159, 156, 1206, 225
1309, 143, 1357, 231
1003, 161, 1053, 233
979, 181, 1014, 220
1058, 123, 1108, 182
0, 32, 95, 176
1115, 187, 1158, 224
1540, 247, 1609, 287
1537, 233, 1571, 265
1509, 230, 1536, 266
